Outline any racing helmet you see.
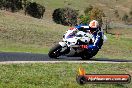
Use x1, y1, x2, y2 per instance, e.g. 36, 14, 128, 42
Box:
89, 20, 99, 32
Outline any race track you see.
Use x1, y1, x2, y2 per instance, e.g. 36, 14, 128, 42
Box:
0, 52, 132, 64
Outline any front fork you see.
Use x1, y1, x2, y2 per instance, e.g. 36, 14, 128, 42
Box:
59, 42, 67, 47
59, 42, 70, 55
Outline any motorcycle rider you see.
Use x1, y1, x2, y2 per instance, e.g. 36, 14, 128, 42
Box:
68, 20, 104, 57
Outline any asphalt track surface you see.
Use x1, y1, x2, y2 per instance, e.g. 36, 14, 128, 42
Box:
0, 52, 132, 63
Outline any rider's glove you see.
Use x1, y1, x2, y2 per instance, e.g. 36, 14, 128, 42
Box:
80, 45, 88, 49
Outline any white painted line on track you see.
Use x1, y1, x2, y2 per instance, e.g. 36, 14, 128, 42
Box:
0, 61, 132, 64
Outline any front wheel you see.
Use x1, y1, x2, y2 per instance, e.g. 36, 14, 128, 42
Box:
48, 44, 62, 58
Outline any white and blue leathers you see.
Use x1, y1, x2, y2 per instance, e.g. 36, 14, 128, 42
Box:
75, 24, 104, 52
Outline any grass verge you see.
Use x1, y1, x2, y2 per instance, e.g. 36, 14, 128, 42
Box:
0, 63, 131, 88
96, 28, 132, 60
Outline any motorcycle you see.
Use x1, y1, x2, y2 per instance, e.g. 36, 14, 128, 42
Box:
48, 27, 107, 60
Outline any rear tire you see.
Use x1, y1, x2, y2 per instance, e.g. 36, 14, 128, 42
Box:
48, 44, 62, 58
81, 55, 93, 60
81, 50, 93, 60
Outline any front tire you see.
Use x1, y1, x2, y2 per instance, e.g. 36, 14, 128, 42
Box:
48, 44, 62, 58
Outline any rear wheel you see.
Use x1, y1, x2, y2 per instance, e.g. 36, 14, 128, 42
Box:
81, 39, 103, 60
48, 44, 62, 58
81, 50, 93, 60
92, 50, 99, 56
81, 54, 93, 60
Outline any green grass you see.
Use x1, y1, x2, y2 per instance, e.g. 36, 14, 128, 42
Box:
96, 28, 132, 60
0, 63, 131, 88
32, 0, 132, 18
0, 40, 49, 53
0, 11, 67, 53
33, 0, 132, 9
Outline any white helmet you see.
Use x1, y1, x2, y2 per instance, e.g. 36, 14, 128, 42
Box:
89, 20, 99, 28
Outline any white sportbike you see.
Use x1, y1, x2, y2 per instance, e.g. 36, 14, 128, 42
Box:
48, 28, 107, 60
